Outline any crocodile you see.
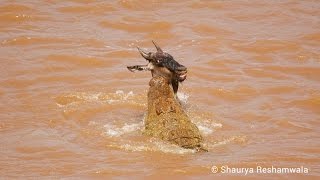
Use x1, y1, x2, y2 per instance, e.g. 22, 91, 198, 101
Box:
127, 41, 207, 152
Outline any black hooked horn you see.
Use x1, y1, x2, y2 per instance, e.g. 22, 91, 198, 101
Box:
152, 40, 163, 53
137, 46, 153, 61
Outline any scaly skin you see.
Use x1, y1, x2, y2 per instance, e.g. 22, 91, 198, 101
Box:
144, 76, 207, 152
127, 42, 207, 152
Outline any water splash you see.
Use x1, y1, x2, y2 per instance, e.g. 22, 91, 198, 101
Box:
107, 139, 196, 154
102, 122, 143, 137
56, 90, 225, 153
209, 135, 248, 148
55, 90, 146, 108
177, 92, 189, 104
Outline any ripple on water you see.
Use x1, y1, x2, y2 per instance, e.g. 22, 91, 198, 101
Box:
276, 119, 313, 133
58, 4, 115, 15
102, 122, 143, 137
55, 90, 146, 108
0, 3, 49, 24
1, 0, 320, 177
46, 54, 114, 68
287, 96, 320, 114
107, 140, 197, 154
1, 36, 69, 46
100, 20, 172, 33
232, 40, 301, 54
54, 90, 231, 154
264, 65, 320, 81
0, 4, 34, 12
192, 24, 233, 37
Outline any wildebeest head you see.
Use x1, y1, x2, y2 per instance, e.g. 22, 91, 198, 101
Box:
137, 41, 187, 82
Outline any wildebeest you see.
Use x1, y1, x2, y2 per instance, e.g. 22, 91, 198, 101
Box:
127, 41, 187, 95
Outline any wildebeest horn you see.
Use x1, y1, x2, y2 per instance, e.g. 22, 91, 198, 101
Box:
137, 46, 152, 61
152, 40, 163, 53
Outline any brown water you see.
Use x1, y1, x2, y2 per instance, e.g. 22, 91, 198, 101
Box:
1, 0, 319, 179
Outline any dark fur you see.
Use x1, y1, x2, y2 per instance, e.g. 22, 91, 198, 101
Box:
127, 41, 187, 94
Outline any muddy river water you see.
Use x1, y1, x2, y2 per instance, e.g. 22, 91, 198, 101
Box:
0, 0, 319, 179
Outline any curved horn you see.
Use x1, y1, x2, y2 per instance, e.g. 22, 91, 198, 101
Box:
137, 46, 152, 61
152, 40, 163, 53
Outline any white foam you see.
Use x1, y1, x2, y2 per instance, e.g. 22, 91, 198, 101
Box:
55, 92, 103, 107
106, 90, 135, 103
103, 122, 143, 137
153, 140, 196, 154
109, 140, 195, 154
72, 92, 101, 102
177, 92, 189, 104
209, 135, 247, 149
56, 90, 138, 107
106, 99, 116, 104
118, 144, 151, 152
210, 137, 236, 148
115, 90, 124, 94
193, 119, 222, 136
198, 125, 214, 135
124, 91, 134, 100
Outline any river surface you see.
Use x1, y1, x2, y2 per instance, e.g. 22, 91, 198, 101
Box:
0, 0, 319, 179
